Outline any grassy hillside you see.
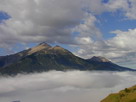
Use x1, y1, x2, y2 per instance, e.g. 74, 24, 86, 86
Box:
101, 85, 136, 102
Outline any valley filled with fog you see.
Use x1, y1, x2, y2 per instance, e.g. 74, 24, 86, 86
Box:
0, 70, 136, 102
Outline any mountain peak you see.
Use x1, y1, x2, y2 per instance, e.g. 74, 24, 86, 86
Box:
89, 56, 110, 62
45, 45, 73, 55
53, 45, 65, 50
27, 43, 51, 55
38, 42, 51, 46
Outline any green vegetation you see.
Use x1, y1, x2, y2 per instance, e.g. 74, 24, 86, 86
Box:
101, 85, 136, 102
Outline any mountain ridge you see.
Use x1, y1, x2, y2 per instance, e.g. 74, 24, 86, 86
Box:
88, 56, 111, 63
0, 43, 135, 75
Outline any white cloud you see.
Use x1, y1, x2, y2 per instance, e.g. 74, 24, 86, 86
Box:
0, 71, 136, 102
1, 0, 136, 46
75, 37, 93, 45
109, 29, 136, 50
0, 0, 105, 48
106, 29, 136, 66
105, 0, 136, 20
125, 0, 136, 19
105, 0, 128, 11
75, 28, 136, 68
73, 14, 102, 45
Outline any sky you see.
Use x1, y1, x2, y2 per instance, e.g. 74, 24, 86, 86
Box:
0, 0, 136, 68
0, 71, 136, 102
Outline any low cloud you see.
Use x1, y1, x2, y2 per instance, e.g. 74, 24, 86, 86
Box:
0, 71, 136, 102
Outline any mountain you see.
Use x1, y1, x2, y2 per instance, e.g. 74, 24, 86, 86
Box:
88, 56, 111, 62
0, 42, 51, 68
86, 56, 133, 71
101, 85, 136, 102
0, 43, 135, 75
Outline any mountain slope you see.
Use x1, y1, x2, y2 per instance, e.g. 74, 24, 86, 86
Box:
101, 85, 136, 102
0, 42, 51, 68
86, 57, 133, 71
88, 56, 111, 62
0, 43, 94, 75
0, 43, 135, 75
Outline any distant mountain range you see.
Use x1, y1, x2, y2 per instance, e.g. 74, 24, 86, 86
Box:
101, 85, 136, 102
0, 42, 135, 75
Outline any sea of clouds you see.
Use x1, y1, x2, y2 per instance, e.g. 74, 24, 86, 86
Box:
0, 70, 136, 102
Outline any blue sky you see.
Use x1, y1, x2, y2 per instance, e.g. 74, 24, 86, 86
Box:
96, 11, 136, 39
0, 11, 10, 20
0, 0, 136, 68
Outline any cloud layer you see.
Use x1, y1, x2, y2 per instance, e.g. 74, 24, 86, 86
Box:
0, 0, 132, 46
0, 0, 105, 47
0, 71, 136, 102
